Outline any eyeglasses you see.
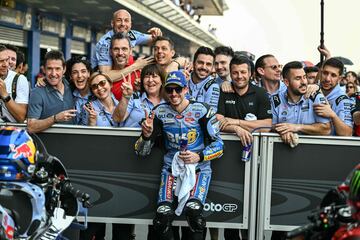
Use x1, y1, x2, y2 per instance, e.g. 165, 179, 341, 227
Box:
90, 79, 107, 90
264, 64, 283, 70
165, 86, 183, 94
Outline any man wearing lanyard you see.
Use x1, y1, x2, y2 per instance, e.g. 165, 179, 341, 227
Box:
188, 46, 220, 111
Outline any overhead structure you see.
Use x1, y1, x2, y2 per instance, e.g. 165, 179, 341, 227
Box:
118, 0, 224, 48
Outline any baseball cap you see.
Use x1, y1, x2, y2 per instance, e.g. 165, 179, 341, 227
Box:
165, 71, 187, 88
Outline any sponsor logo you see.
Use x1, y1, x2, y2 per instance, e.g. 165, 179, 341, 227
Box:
248, 102, 254, 106
166, 113, 174, 118
225, 100, 236, 104
195, 112, 201, 118
185, 117, 195, 123
10, 141, 35, 163
204, 202, 238, 213
281, 111, 287, 115
165, 129, 198, 146
175, 115, 183, 119
204, 150, 223, 161
197, 175, 208, 201
163, 119, 175, 124
186, 112, 192, 116
166, 176, 174, 200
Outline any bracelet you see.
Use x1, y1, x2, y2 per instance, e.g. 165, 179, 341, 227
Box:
53, 114, 57, 123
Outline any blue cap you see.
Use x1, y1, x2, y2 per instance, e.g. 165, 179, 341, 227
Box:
165, 71, 187, 88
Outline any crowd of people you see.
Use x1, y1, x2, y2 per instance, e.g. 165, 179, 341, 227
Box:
1, 7, 360, 240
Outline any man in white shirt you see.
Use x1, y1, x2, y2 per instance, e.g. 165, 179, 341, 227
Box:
0, 45, 29, 123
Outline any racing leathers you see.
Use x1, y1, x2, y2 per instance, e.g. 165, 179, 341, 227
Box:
135, 101, 223, 239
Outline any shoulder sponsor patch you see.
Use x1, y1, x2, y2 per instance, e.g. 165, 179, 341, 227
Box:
272, 94, 281, 108
335, 95, 348, 106
204, 78, 218, 92
128, 31, 137, 41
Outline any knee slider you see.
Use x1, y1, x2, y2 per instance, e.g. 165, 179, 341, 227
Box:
153, 202, 174, 234
184, 199, 206, 232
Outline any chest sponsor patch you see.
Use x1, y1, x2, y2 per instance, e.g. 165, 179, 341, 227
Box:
225, 100, 236, 104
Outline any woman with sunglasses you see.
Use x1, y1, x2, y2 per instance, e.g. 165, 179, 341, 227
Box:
346, 82, 357, 98
84, 72, 120, 127
113, 64, 166, 127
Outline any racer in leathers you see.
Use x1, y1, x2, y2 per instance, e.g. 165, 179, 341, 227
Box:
135, 71, 223, 240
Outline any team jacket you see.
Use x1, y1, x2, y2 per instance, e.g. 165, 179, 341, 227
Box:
135, 101, 224, 172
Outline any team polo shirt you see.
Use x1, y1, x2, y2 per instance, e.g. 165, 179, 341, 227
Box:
254, 79, 287, 98
271, 89, 330, 125
28, 79, 75, 124
91, 29, 151, 69
324, 84, 353, 134
217, 83, 272, 120
188, 75, 220, 110
88, 95, 120, 127
73, 89, 93, 125
123, 92, 165, 128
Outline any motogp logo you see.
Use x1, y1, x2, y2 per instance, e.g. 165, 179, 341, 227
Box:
204, 202, 238, 213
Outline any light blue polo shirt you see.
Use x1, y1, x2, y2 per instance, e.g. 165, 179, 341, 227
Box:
123, 92, 165, 128
73, 89, 94, 125
254, 79, 287, 98
28, 79, 75, 124
324, 84, 353, 134
87, 95, 121, 127
271, 89, 330, 126
91, 29, 151, 69
188, 75, 220, 111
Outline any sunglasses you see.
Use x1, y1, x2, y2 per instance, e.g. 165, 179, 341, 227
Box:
265, 64, 283, 70
90, 79, 107, 90
165, 86, 183, 94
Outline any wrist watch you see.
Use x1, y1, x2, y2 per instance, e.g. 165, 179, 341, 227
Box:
1, 95, 11, 103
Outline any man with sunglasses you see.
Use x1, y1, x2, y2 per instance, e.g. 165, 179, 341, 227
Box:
135, 71, 223, 240
0, 45, 29, 123
27, 50, 76, 133
254, 54, 286, 98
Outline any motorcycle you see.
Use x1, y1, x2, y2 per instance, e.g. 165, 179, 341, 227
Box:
286, 165, 360, 240
0, 128, 91, 239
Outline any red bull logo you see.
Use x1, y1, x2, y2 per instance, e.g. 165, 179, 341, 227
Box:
10, 140, 36, 164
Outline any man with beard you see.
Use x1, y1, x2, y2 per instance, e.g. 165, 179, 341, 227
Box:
188, 46, 220, 110
92, 9, 162, 74
271, 61, 331, 146
214, 46, 234, 85
314, 58, 353, 136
